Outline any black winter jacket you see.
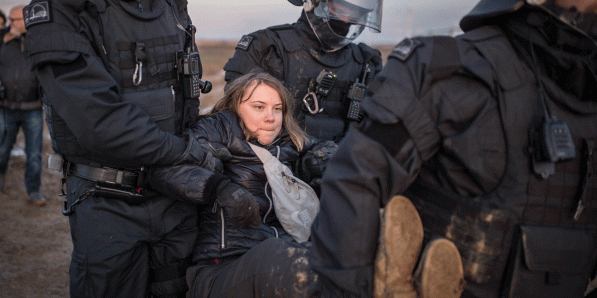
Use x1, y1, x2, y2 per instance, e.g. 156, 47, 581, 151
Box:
189, 110, 306, 262
0, 30, 41, 110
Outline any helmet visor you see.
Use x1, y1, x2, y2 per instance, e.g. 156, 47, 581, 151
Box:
314, 0, 382, 32
306, 9, 365, 52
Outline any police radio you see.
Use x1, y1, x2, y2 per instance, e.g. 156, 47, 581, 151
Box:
315, 70, 336, 97
176, 25, 211, 100
533, 120, 576, 163
346, 64, 371, 121
531, 118, 576, 178
303, 70, 336, 114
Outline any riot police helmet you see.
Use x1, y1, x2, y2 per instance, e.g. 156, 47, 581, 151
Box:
295, 0, 382, 52
461, 0, 597, 43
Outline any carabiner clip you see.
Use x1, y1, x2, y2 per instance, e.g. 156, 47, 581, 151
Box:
302, 92, 320, 114
132, 60, 143, 86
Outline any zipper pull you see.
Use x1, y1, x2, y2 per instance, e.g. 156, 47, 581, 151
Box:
138, 0, 143, 12
574, 200, 585, 221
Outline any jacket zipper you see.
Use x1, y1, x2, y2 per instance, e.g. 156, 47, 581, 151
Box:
212, 202, 226, 250
220, 208, 226, 249
262, 145, 281, 238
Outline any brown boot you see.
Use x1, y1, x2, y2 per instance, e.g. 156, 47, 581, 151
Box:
374, 195, 424, 298
414, 238, 465, 298
28, 192, 47, 207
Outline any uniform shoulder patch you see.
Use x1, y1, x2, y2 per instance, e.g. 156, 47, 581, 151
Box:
23, 1, 52, 29
236, 35, 254, 51
389, 38, 423, 62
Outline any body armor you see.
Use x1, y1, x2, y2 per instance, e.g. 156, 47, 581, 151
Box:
404, 27, 597, 298
274, 25, 368, 141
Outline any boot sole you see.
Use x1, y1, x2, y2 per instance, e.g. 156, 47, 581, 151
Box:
414, 238, 465, 298
374, 195, 424, 298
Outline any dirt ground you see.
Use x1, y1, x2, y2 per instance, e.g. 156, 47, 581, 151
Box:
0, 127, 71, 298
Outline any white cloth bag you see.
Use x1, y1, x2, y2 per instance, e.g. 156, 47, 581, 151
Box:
249, 143, 320, 243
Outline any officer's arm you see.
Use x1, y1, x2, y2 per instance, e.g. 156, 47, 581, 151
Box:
26, 1, 186, 167
309, 118, 422, 295
223, 31, 284, 86
223, 34, 267, 84
315, 52, 436, 210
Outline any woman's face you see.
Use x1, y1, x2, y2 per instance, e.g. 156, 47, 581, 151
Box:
238, 83, 283, 145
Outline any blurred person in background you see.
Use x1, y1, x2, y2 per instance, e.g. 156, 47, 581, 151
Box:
0, 10, 7, 28
0, 4, 45, 206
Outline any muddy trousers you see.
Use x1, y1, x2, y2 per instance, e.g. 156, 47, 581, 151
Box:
65, 176, 199, 298
188, 238, 318, 298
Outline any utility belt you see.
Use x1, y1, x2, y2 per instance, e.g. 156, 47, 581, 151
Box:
68, 163, 142, 189
0, 99, 42, 110
49, 154, 159, 215
407, 183, 596, 298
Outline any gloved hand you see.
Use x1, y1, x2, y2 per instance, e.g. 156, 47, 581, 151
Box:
216, 180, 261, 229
299, 140, 338, 183
147, 164, 221, 204
174, 134, 232, 173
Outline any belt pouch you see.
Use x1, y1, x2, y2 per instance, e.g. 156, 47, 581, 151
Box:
502, 225, 594, 298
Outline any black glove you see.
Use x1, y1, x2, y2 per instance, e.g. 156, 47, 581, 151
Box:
216, 180, 261, 229
300, 140, 339, 184
147, 164, 226, 204
174, 134, 232, 173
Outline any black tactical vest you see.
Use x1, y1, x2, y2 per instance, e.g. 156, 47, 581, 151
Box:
43, 0, 193, 166
403, 27, 597, 298
93, 0, 189, 134
266, 25, 375, 141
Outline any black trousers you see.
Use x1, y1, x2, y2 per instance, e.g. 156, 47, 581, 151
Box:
188, 238, 318, 298
66, 176, 198, 298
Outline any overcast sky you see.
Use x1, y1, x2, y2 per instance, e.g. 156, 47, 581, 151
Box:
2, 0, 479, 45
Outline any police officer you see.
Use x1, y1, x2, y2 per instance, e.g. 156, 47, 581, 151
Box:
310, 0, 597, 297
224, 0, 384, 190
23, 0, 258, 297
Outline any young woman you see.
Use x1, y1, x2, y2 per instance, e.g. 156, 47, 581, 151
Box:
185, 71, 320, 297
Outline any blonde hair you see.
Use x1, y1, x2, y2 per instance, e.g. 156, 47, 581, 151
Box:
207, 71, 308, 151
